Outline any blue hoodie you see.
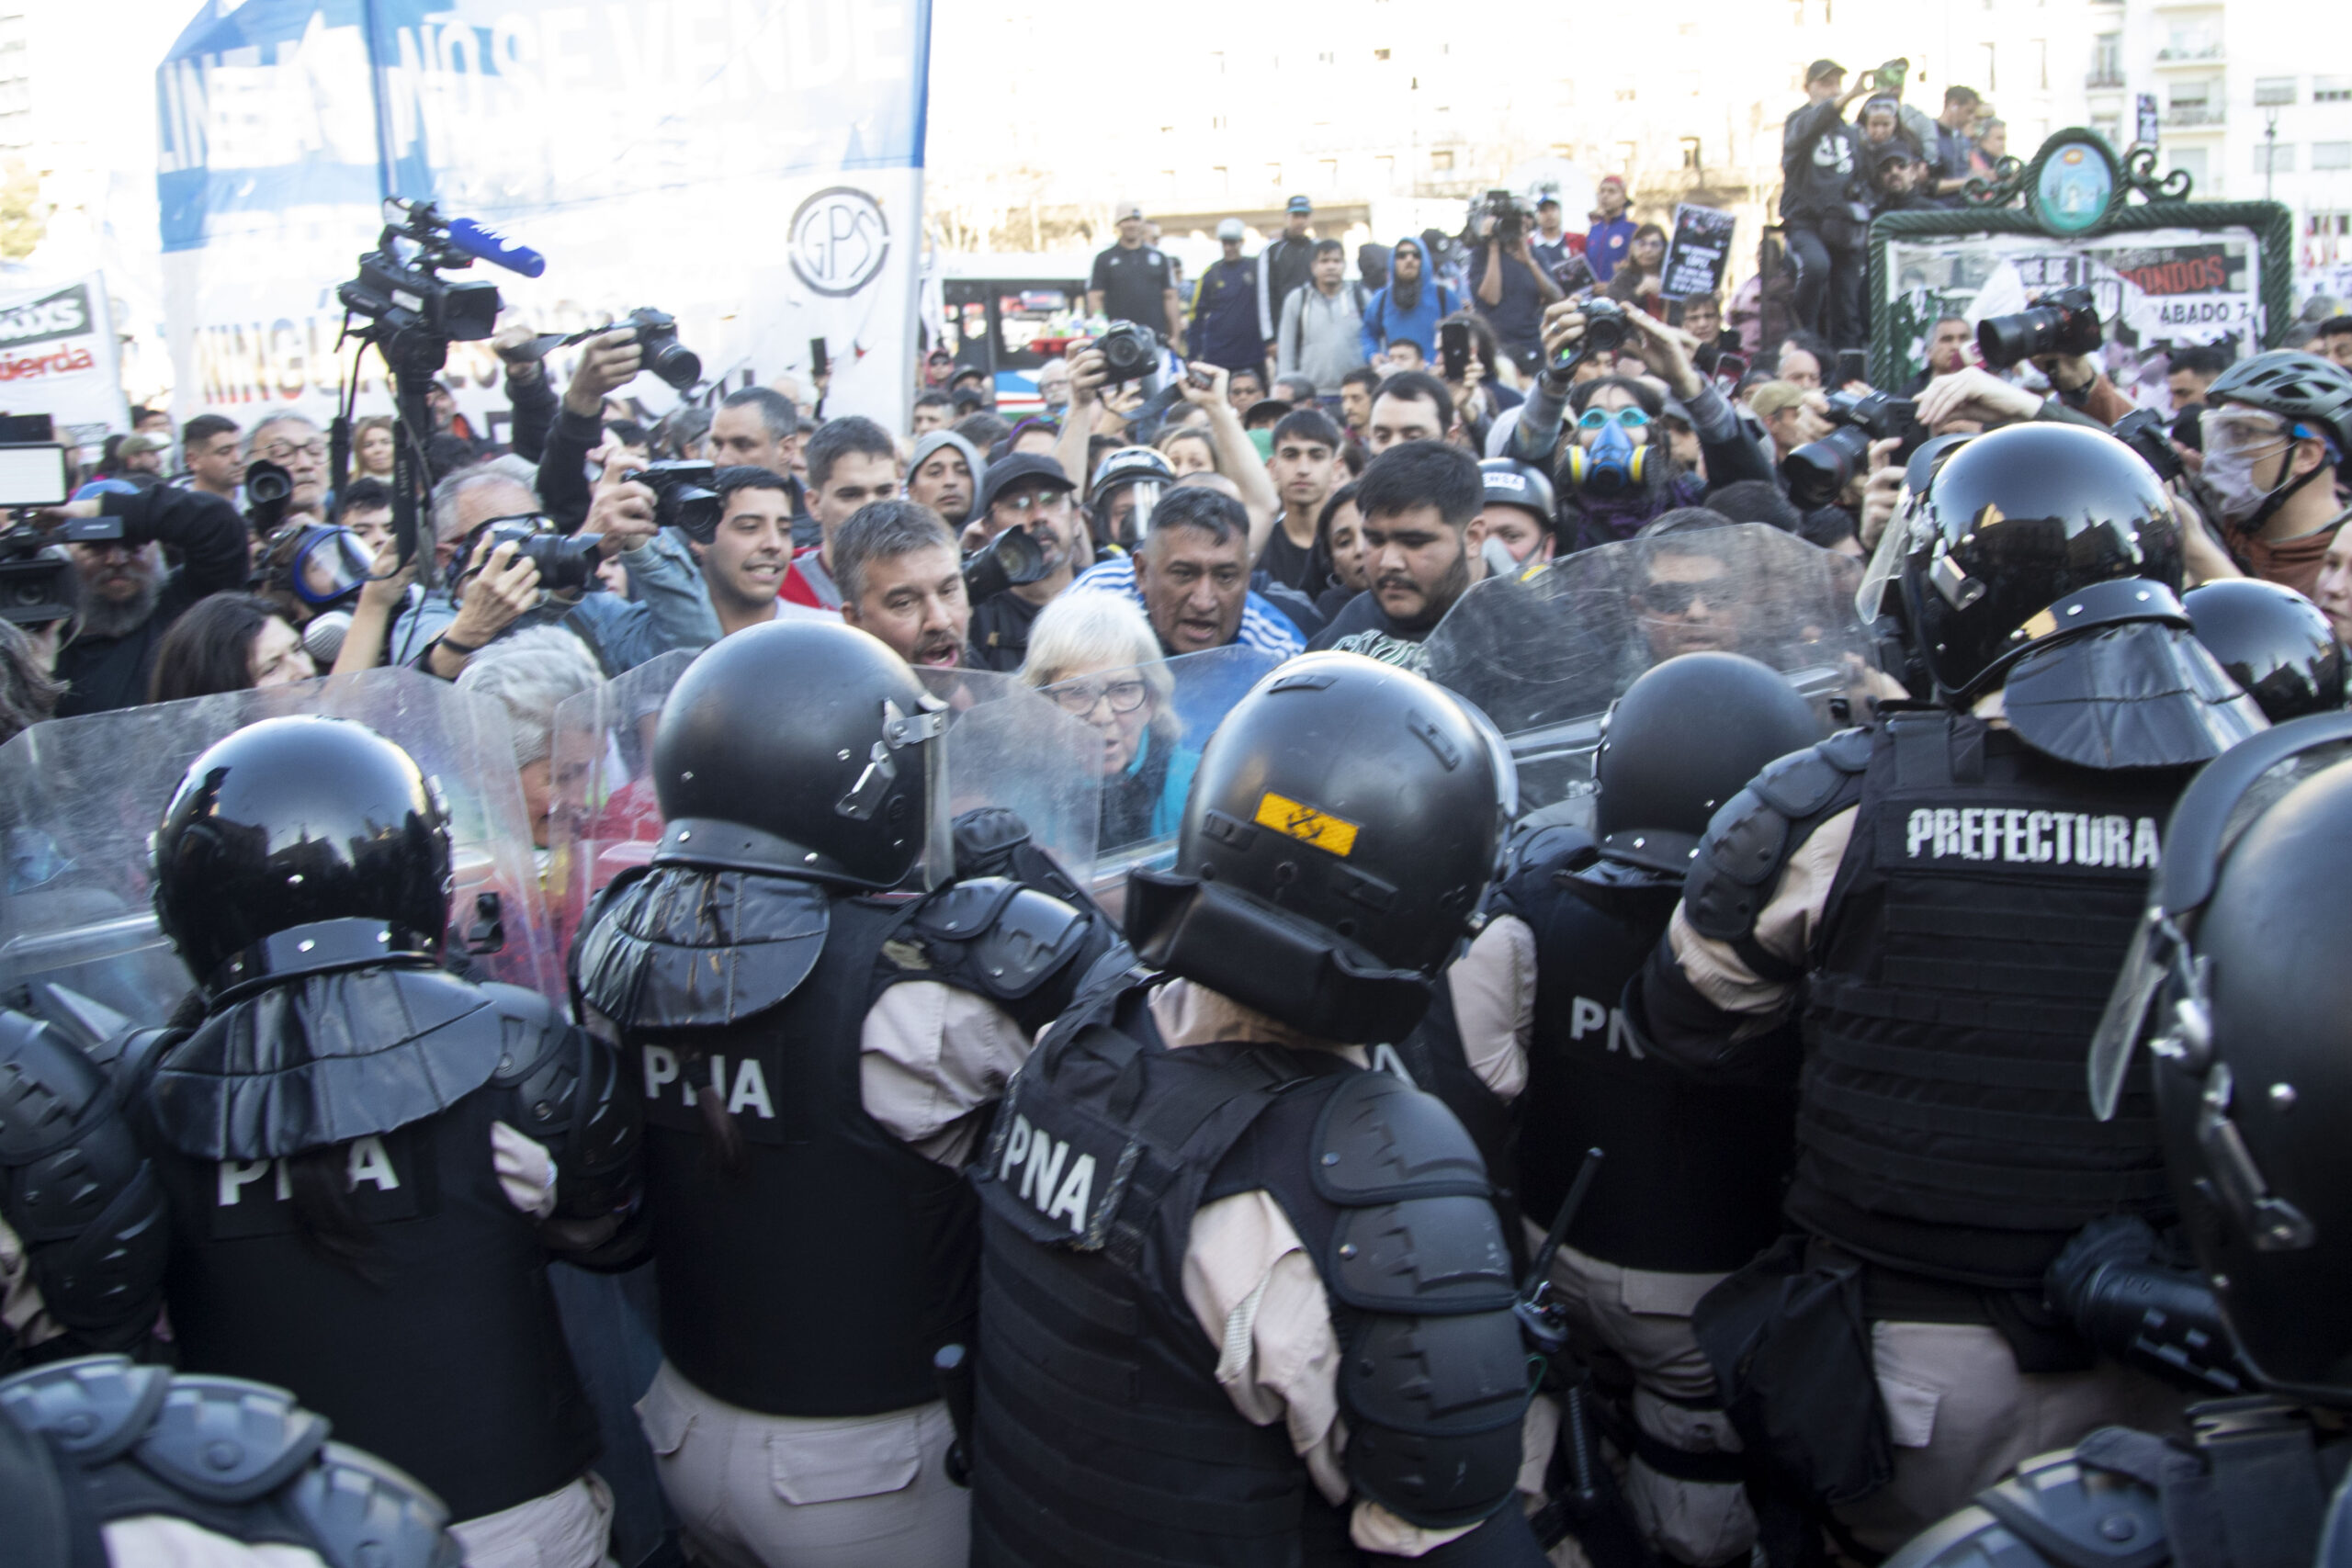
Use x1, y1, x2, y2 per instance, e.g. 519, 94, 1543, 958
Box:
1358, 237, 1457, 363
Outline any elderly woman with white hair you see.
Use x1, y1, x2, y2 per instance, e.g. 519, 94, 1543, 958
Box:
456, 626, 605, 856
1020, 591, 1199, 849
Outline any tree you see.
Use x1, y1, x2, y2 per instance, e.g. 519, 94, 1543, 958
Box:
0, 160, 46, 262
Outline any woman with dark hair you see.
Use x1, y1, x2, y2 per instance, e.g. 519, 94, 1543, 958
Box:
1310, 479, 1372, 620
1605, 223, 1670, 307
148, 592, 313, 704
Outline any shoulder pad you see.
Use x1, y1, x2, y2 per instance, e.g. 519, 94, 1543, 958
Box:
1684, 735, 1869, 946
0, 1354, 170, 1465
0, 1009, 110, 1165
132, 1372, 329, 1504
1884, 1448, 2169, 1568
1340, 1308, 1530, 1529
576, 864, 830, 1030
912, 877, 1023, 943
1326, 1192, 1517, 1315
480, 983, 559, 1083
481, 983, 574, 1142
1310, 1070, 1491, 1206
286, 1440, 462, 1568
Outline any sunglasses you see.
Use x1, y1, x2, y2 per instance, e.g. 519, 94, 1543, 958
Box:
1577, 407, 1652, 432
1639, 580, 1715, 615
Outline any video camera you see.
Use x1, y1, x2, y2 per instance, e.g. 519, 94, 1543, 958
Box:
620, 460, 723, 543
336, 201, 505, 358
1978, 286, 2102, 369
1785, 389, 1924, 509
1478, 189, 1534, 245
0, 434, 86, 627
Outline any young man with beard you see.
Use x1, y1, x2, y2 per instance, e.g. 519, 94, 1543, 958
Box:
835, 501, 970, 670
1306, 439, 1487, 671
48, 483, 250, 716
178, 413, 243, 502
783, 417, 902, 612
964, 453, 1087, 671
1255, 408, 1344, 592
904, 430, 985, 530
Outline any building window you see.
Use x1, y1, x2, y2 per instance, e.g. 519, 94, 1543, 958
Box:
2169, 147, 2208, 186
1214, 165, 1230, 193
1430, 149, 1454, 172
1978, 44, 1997, 93
2093, 115, 2122, 144
2307, 212, 2352, 236
2255, 143, 2296, 174
1320, 159, 1340, 186
1679, 138, 1702, 169
2091, 33, 2121, 85
2254, 77, 2297, 107
2317, 76, 2352, 103
1373, 48, 1391, 61
2313, 142, 2352, 171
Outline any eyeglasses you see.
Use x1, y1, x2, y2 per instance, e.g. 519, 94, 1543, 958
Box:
258, 440, 327, 463
1049, 677, 1150, 716
1577, 408, 1651, 432
1638, 579, 1715, 615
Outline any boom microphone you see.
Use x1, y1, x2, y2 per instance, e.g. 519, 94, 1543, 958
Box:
442, 217, 547, 279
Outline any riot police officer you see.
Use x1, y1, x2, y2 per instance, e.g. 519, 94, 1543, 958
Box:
1887, 712, 2352, 1568
2184, 577, 2346, 724
571, 619, 1116, 1566
0, 716, 644, 1563
1428, 652, 1827, 1568
968, 651, 1548, 1566
2, 1354, 458, 1568
1634, 423, 2268, 1551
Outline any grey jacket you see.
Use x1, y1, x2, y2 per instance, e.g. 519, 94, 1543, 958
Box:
1275, 282, 1370, 395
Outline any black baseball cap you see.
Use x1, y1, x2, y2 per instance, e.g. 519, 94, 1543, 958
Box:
976, 452, 1075, 514
1807, 58, 1846, 83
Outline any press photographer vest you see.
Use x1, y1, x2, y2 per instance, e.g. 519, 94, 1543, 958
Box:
970, 976, 1528, 1568
133, 974, 599, 1522
1501, 856, 1802, 1275
628, 892, 979, 1417
1791, 713, 2186, 1290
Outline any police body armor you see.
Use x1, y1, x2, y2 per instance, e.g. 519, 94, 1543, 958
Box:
969, 974, 1530, 1568
1690, 712, 2187, 1290
1500, 852, 1801, 1274
574, 861, 1104, 1418
120, 961, 624, 1523
1884, 1401, 2349, 1568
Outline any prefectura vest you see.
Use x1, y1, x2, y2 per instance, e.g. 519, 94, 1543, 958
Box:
970, 975, 1529, 1568
1792, 713, 2188, 1290
1502, 854, 1802, 1275
579, 865, 992, 1417
132, 967, 600, 1522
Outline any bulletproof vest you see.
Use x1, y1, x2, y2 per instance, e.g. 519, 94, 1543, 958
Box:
971, 976, 1529, 1568
1792, 712, 2187, 1290
130, 968, 599, 1522
580, 866, 993, 1417
1385, 976, 1521, 1239
1501, 854, 1802, 1275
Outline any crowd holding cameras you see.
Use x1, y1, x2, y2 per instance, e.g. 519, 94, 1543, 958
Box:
14, 128, 2352, 1568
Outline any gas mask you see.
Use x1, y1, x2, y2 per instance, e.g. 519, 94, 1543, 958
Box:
1562, 415, 1657, 496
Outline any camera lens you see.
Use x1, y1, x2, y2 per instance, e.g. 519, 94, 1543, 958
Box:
1975, 309, 2056, 369
1783, 426, 1873, 510
649, 341, 702, 391
518, 534, 601, 592
246, 470, 290, 504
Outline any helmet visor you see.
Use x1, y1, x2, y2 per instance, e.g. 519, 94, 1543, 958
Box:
2200, 405, 2294, 462
290, 526, 374, 607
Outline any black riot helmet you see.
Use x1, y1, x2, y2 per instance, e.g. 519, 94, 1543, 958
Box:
2185, 578, 2346, 725
1125, 652, 1512, 1043
1898, 423, 2261, 768
650, 619, 947, 888
1593, 652, 1823, 875
152, 716, 453, 995
1899, 422, 2184, 703
2090, 713, 2352, 1404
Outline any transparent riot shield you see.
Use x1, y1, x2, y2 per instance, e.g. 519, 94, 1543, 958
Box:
1421, 525, 1876, 818
0, 667, 561, 1031
551, 659, 1102, 936
547, 649, 695, 958
1025, 645, 1283, 916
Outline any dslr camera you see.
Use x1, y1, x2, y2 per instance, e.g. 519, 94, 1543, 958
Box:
1094, 321, 1159, 385
623, 459, 723, 543
1479, 189, 1533, 245
616, 309, 701, 392
961, 525, 1048, 604
2109, 407, 2185, 484
478, 518, 605, 593
1977, 286, 2102, 369
1785, 389, 1923, 509
1548, 295, 1630, 379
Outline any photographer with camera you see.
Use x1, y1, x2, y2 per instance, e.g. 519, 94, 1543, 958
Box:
42, 481, 248, 716
1781, 59, 1879, 349
1472, 194, 1566, 377
1510, 298, 1771, 550
244, 413, 329, 525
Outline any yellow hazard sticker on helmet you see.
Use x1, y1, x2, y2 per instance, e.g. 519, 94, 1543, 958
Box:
1254, 792, 1360, 857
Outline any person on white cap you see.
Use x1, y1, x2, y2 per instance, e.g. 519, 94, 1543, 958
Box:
1189, 218, 1265, 377
1088, 199, 1184, 353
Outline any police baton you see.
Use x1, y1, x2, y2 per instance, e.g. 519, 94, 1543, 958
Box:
1513, 1146, 1603, 1357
